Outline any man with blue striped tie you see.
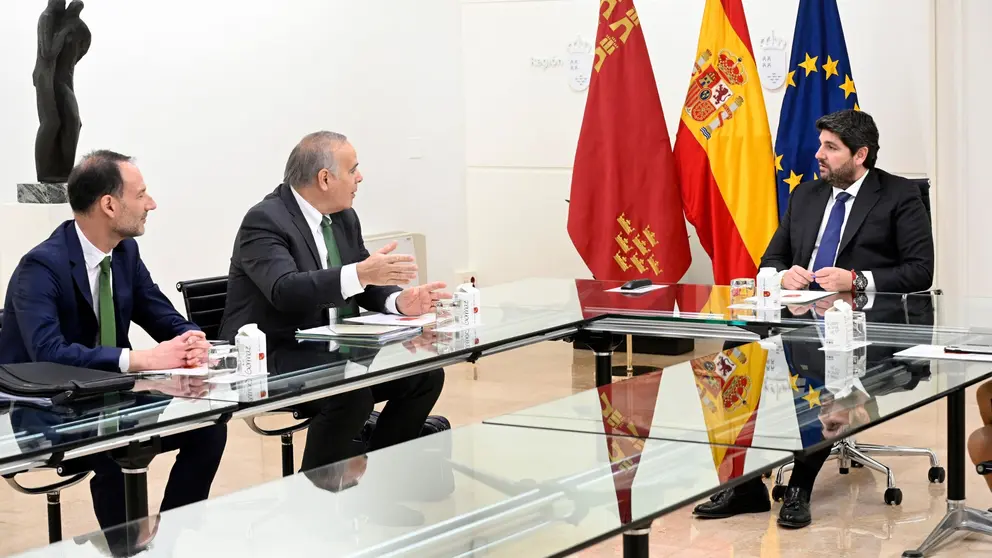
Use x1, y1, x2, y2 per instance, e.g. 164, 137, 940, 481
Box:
693, 109, 934, 528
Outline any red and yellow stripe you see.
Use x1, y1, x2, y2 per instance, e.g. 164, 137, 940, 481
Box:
675, 0, 778, 284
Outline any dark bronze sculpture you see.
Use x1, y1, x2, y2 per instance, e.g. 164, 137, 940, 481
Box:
33, 0, 90, 184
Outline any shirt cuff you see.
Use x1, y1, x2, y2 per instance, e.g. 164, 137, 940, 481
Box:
385, 292, 402, 315
862, 271, 876, 293
340, 263, 365, 300
119, 349, 130, 373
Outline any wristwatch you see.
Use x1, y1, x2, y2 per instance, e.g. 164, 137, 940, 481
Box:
852, 270, 868, 292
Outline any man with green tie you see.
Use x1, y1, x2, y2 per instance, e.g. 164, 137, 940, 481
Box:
0, 150, 227, 532
219, 131, 447, 471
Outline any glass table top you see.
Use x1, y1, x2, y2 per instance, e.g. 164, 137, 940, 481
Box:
485, 323, 992, 454
146, 302, 588, 408
13, 423, 791, 558
485, 277, 992, 331
0, 385, 235, 470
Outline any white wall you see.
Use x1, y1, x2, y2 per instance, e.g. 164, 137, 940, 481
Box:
461, 0, 935, 285
0, 0, 466, 347
934, 0, 988, 298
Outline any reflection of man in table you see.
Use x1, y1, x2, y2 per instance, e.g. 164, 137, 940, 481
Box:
695, 293, 933, 528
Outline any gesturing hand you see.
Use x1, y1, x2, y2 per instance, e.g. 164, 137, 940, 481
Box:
356, 241, 418, 287
396, 282, 452, 316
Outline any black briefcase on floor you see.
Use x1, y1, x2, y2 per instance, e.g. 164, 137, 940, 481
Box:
0, 362, 135, 406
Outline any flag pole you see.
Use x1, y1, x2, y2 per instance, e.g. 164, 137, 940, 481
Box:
626, 335, 634, 376
611, 334, 661, 378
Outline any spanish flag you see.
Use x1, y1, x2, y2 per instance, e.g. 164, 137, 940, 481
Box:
674, 0, 778, 285
691, 342, 767, 482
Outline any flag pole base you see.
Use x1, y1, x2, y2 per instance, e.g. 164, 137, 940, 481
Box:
610, 365, 662, 378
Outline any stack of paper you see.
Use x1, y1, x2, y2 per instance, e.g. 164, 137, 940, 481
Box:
296, 323, 422, 345
344, 313, 436, 327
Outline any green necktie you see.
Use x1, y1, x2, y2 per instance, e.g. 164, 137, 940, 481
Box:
320, 216, 343, 268
98, 257, 116, 347
320, 217, 357, 319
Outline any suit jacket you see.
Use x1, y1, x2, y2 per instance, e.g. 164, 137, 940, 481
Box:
0, 221, 197, 371
760, 168, 934, 293
219, 183, 400, 341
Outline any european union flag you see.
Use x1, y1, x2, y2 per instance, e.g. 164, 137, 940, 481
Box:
774, 0, 860, 220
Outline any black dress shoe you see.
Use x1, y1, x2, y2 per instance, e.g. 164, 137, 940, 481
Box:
777, 486, 812, 529
693, 484, 771, 519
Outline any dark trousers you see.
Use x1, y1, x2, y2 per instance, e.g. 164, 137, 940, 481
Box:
89, 424, 227, 531
298, 369, 445, 471
737, 445, 833, 496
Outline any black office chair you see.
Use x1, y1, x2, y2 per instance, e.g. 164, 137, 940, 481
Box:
0, 308, 94, 543
176, 277, 312, 478
905, 177, 942, 295
3, 464, 92, 544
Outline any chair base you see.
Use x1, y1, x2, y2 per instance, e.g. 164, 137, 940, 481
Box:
773, 438, 942, 505
902, 501, 992, 557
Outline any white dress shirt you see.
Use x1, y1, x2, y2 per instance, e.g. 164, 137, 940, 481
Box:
806, 170, 876, 292
74, 222, 130, 372
289, 188, 401, 322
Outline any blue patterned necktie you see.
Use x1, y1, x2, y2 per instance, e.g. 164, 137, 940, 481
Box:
811, 192, 851, 290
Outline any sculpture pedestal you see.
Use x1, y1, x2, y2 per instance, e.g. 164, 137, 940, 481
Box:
17, 182, 68, 204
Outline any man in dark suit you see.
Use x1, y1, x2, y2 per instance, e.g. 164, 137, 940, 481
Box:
694, 109, 935, 528
219, 131, 446, 471
0, 150, 226, 532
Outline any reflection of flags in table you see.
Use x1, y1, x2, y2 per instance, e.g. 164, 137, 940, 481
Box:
691, 343, 767, 482
783, 342, 825, 450
598, 372, 663, 523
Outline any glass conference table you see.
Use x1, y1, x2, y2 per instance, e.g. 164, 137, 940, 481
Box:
5, 278, 992, 556
17, 321, 992, 558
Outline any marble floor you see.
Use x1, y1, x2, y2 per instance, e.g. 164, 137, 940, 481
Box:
1, 340, 991, 557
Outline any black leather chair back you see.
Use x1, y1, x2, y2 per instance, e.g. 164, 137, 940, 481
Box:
907, 177, 932, 223
176, 276, 228, 340
0, 308, 4, 331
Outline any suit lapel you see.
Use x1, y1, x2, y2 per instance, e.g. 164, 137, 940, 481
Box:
838, 171, 881, 256
798, 183, 832, 266
66, 224, 94, 310
279, 184, 322, 269
329, 213, 355, 264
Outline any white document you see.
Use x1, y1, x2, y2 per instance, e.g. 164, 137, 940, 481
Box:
894, 345, 992, 363
745, 290, 836, 305
327, 324, 407, 335
604, 285, 668, 294
344, 313, 436, 327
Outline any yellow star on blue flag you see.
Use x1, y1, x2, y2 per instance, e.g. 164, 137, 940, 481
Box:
773, 0, 860, 221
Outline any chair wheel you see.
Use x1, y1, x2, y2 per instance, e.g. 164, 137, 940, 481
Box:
771, 484, 786, 502
851, 461, 864, 468
902, 551, 924, 558
928, 466, 945, 483
884, 487, 903, 506
839, 467, 849, 475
